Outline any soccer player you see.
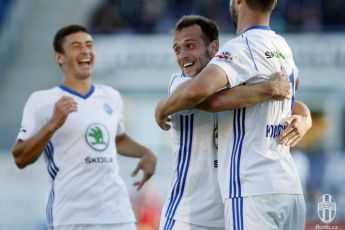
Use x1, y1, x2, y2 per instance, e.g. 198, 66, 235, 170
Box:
160, 15, 297, 230
155, 1, 312, 229
12, 25, 157, 230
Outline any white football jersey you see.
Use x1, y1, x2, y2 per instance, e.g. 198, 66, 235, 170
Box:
17, 84, 135, 228
160, 73, 224, 228
209, 26, 303, 200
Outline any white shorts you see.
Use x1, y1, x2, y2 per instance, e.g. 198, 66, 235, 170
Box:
224, 194, 305, 230
159, 217, 225, 230
50, 223, 137, 230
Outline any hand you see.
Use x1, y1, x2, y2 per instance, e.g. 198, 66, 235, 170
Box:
270, 71, 291, 100
49, 96, 77, 129
279, 115, 312, 147
155, 100, 171, 131
132, 151, 157, 190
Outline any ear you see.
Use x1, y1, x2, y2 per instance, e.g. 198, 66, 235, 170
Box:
54, 52, 64, 65
208, 40, 219, 56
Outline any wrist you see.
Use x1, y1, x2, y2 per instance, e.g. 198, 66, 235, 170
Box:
46, 119, 61, 133
266, 80, 276, 97
142, 149, 156, 161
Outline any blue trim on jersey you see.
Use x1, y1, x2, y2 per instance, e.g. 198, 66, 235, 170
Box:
240, 198, 244, 229
244, 37, 259, 71
229, 108, 246, 198
237, 108, 246, 197
243, 25, 271, 33
229, 109, 238, 197
231, 197, 244, 230
45, 142, 58, 179
164, 218, 176, 230
44, 141, 59, 228
168, 74, 180, 94
165, 116, 184, 220
59, 84, 95, 99
46, 183, 55, 228
164, 114, 194, 230
289, 71, 295, 111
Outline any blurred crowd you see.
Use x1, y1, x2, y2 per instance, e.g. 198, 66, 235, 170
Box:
88, 0, 345, 34
0, 0, 12, 31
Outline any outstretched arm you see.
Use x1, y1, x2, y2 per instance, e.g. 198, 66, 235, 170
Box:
116, 134, 157, 190
279, 100, 312, 147
155, 64, 228, 130
196, 72, 291, 112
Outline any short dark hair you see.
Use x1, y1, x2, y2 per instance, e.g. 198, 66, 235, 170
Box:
245, 0, 277, 12
53, 24, 89, 53
172, 15, 219, 44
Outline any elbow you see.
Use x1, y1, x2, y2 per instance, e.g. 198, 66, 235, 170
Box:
202, 99, 220, 113
12, 147, 29, 169
13, 156, 28, 169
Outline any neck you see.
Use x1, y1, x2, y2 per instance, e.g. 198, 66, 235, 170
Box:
236, 10, 270, 35
62, 75, 92, 95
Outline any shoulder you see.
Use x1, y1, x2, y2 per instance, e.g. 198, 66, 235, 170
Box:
22, 87, 60, 111
216, 37, 249, 60
28, 87, 60, 102
274, 32, 288, 43
169, 72, 183, 82
222, 37, 247, 51
168, 72, 192, 94
94, 84, 122, 98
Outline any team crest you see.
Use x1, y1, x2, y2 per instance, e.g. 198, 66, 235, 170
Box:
318, 194, 336, 224
103, 103, 113, 115
85, 123, 109, 151
215, 51, 233, 63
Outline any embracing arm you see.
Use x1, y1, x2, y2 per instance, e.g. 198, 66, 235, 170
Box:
155, 64, 228, 130
116, 133, 157, 190
196, 72, 291, 112
279, 100, 312, 147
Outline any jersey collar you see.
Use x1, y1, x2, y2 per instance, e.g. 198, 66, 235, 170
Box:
242, 25, 271, 34
59, 84, 95, 99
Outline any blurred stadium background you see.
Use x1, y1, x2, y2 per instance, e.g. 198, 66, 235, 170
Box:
0, 0, 344, 229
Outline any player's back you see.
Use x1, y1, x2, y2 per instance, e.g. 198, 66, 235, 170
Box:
160, 73, 224, 228
209, 26, 303, 200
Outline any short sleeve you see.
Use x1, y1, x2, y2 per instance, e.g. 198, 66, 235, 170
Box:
114, 91, 125, 136
168, 73, 193, 115
116, 113, 125, 136
17, 93, 44, 141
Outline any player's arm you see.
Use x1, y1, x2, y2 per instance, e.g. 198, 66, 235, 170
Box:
12, 96, 77, 169
279, 100, 312, 147
116, 133, 156, 190
155, 64, 228, 130
196, 72, 291, 112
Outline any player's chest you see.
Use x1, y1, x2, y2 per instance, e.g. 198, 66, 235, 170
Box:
49, 99, 120, 139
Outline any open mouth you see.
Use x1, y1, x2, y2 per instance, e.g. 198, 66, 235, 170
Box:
79, 59, 91, 66
183, 62, 194, 69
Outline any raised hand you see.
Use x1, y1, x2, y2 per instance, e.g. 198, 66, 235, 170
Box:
50, 96, 78, 129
